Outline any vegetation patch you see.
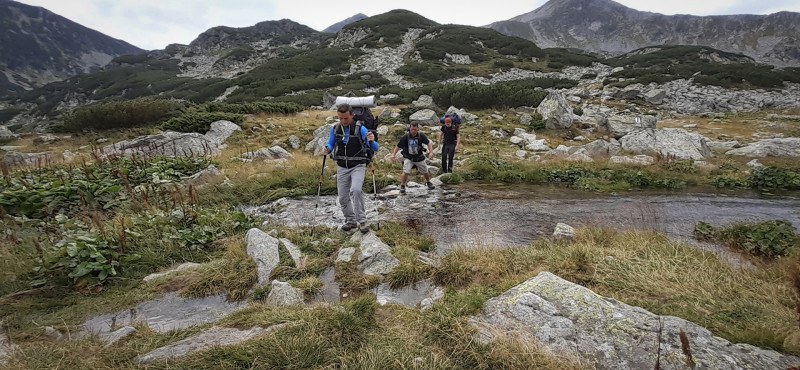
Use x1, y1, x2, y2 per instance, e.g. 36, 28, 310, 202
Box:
694, 220, 799, 258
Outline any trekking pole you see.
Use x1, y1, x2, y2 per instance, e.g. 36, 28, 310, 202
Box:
370, 160, 380, 231
311, 155, 327, 237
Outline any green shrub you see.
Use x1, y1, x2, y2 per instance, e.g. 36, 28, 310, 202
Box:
712, 175, 750, 189
665, 160, 697, 174
694, 220, 799, 258
59, 98, 185, 132
202, 101, 304, 115
749, 166, 800, 190
161, 112, 245, 133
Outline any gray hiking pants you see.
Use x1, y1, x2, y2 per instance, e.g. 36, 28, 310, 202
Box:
336, 164, 367, 224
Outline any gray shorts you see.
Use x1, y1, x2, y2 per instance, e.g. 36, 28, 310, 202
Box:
403, 158, 429, 174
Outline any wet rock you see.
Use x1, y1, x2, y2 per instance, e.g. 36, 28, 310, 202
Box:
311, 267, 340, 304
245, 228, 280, 287
471, 271, 799, 370
375, 279, 444, 309
82, 292, 247, 335
351, 231, 399, 276
136, 325, 276, 364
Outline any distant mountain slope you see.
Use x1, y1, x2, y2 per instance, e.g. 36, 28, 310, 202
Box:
0, 0, 144, 93
322, 13, 367, 33
488, 0, 800, 67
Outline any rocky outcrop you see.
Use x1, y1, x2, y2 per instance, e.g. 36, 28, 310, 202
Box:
471, 271, 799, 369
102, 122, 240, 158
620, 128, 712, 160
725, 138, 800, 158
537, 92, 574, 130
81, 292, 247, 336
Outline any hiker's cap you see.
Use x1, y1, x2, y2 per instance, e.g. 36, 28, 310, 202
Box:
444, 117, 452, 123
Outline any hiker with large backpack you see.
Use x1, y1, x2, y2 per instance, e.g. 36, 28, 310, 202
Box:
438, 116, 461, 173
390, 122, 435, 194
322, 103, 379, 233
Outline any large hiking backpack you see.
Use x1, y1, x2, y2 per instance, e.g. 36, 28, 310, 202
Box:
336, 95, 380, 141
440, 113, 462, 129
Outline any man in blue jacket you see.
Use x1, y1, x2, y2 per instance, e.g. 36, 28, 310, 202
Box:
322, 103, 379, 233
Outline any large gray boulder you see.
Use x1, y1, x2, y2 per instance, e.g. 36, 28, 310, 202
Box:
351, 231, 399, 276
599, 114, 658, 138
103, 131, 218, 158
103, 122, 241, 158
409, 109, 439, 126
2, 151, 51, 167
620, 128, 712, 160
305, 123, 333, 156
245, 228, 281, 287
470, 272, 799, 370
571, 139, 621, 158
265, 280, 304, 306
725, 138, 800, 158
537, 92, 574, 130
204, 120, 241, 146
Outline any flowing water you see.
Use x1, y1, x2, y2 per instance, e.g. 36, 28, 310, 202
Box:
245, 182, 800, 265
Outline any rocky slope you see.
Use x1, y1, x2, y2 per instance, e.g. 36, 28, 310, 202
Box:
0, 0, 143, 93
488, 0, 800, 67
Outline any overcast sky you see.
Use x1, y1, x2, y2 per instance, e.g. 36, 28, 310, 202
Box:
14, 0, 800, 50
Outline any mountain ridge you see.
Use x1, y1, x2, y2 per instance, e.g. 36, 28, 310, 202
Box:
0, 0, 144, 93
489, 0, 800, 67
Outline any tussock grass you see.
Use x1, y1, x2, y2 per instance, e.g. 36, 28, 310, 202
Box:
433, 228, 799, 354
180, 238, 257, 301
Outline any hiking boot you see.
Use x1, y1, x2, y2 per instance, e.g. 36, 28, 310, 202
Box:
341, 222, 357, 232
426, 181, 435, 190
400, 184, 406, 194
359, 223, 370, 233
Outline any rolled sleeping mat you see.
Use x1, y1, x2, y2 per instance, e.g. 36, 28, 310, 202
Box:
335, 95, 376, 108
